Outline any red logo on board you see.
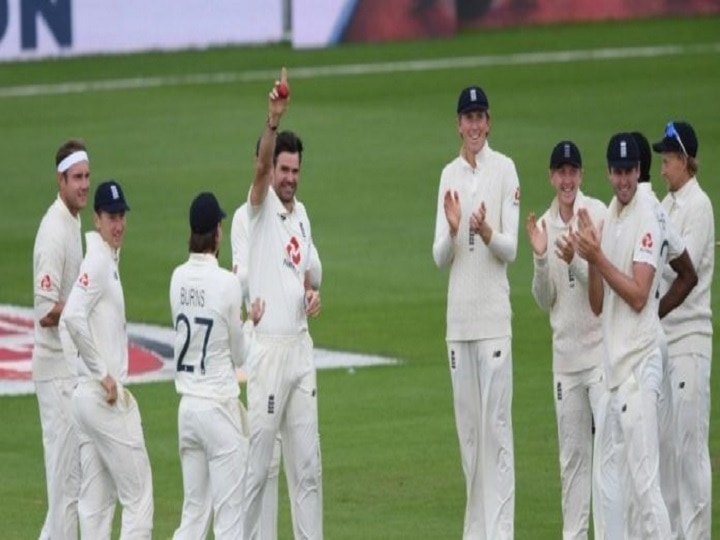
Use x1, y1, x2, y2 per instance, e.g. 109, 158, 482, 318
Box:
0, 309, 165, 386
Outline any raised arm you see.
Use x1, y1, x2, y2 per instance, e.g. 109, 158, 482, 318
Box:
250, 67, 290, 207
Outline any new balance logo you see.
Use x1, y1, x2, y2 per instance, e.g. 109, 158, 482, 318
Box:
267, 394, 275, 414
450, 349, 456, 370
556, 381, 562, 401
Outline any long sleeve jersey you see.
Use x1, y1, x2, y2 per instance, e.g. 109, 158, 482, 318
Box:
531, 191, 606, 374
433, 143, 520, 341
660, 178, 715, 357
63, 231, 128, 383
32, 196, 83, 381
170, 253, 252, 400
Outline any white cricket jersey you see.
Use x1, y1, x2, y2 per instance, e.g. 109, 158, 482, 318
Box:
247, 188, 314, 336
637, 183, 685, 305
660, 178, 715, 357
601, 193, 662, 389
63, 231, 128, 383
232, 202, 322, 306
532, 191, 606, 374
432, 143, 520, 341
32, 195, 83, 381
170, 253, 248, 400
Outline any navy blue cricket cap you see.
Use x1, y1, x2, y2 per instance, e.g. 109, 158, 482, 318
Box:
606, 132, 640, 169
549, 140, 582, 169
652, 121, 698, 158
94, 180, 130, 213
189, 192, 226, 234
457, 85, 489, 115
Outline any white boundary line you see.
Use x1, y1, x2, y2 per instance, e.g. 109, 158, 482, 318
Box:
1, 42, 719, 99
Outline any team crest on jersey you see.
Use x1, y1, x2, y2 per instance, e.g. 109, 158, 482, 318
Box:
40, 275, 51, 291
285, 236, 302, 266
513, 186, 521, 205
78, 273, 89, 287
641, 232, 653, 251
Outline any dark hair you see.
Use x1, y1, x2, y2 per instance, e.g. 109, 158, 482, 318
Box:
55, 139, 87, 168
630, 131, 652, 183
273, 131, 303, 165
189, 230, 217, 254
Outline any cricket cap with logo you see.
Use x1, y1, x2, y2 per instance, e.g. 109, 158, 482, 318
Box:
457, 85, 489, 115
189, 192, 226, 234
606, 132, 640, 169
652, 121, 698, 158
94, 180, 130, 213
549, 140, 582, 169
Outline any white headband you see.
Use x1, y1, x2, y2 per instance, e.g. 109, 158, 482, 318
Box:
57, 151, 89, 173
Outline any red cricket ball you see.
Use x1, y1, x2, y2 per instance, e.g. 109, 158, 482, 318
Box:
276, 83, 289, 99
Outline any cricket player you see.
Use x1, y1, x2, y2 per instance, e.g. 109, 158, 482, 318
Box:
526, 140, 606, 540
63, 180, 154, 539
32, 139, 88, 540
171, 192, 264, 540
433, 85, 520, 539
243, 68, 323, 540
231, 196, 321, 540
619, 132, 698, 538
654, 121, 714, 539
573, 133, 670, 538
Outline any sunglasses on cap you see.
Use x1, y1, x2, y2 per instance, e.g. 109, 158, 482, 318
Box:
665, 122, 688, 156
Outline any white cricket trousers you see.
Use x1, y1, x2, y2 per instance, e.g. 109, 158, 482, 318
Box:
244, 333, 322, 540
35, 378, 80, 540
659, 353, 711, 540
594, 351, 671, 539
259, 435, 282, 540
72, 381, 154, 540
173, 395, 247, 540
446, 337, 515, 540
552, 367, 604, 540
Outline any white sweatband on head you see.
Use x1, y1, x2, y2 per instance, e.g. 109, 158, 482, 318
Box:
57, 151, 89, 173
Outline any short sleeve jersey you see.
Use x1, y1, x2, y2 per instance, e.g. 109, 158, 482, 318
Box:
601, 193, 662, 389
247, 188, 313, 336
170, 253, 245, 400
637, 183, 685, 309
32, 196, 83, 381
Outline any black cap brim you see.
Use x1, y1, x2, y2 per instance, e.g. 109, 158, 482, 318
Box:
551, 159, 581, 169
651, 137, 681, 154
458, 104, 488, 115
97, 202, 130, 213
608, 159, 639, 169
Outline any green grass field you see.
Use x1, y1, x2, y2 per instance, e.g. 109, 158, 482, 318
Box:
1, 15, 719, 538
